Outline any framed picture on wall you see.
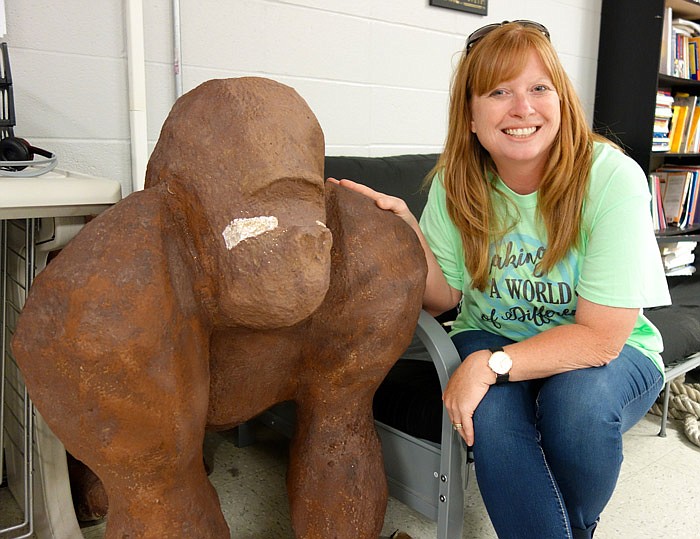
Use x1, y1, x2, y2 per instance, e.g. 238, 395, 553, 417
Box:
429, 0, 487, 16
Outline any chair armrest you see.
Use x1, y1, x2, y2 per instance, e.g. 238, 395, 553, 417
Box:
414, 309, 463, 390
413, 309, 468, 536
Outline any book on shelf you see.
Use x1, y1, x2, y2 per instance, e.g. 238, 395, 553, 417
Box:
686, 173, 700, 227
670, 92, 697, 152
673, 18, 700, 78
649, 174, 668, 231
660, 241, 697, 276
653, 136, 671, 153
651, 165, 700, 230
691, 36, 700, 79
654, 170, 685, 225
680, 99, 698, 152
661, 16, 700, 79
666, 264, 696, 276
666, 103, 682, 152
660, 7, 673, 75
663, 169, 690, 225
674, 18, 700, 37
675, 31, 689, 78
656, 90, 674, 112
653, 89, 674, 152
687, 105, 700, 152
670, 104, 688, 152
676, 172, 698, 228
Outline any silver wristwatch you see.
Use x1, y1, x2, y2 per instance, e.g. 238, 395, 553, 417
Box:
487, 346, 512, 384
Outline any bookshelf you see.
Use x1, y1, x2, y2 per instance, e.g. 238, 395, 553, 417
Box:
594, 0, 700, 242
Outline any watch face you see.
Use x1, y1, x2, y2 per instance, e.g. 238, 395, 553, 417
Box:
488, 350, 512, 375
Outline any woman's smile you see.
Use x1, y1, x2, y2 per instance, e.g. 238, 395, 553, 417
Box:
503, 126, 538, 137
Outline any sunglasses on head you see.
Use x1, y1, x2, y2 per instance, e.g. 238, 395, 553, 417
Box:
465, 20, 550, 52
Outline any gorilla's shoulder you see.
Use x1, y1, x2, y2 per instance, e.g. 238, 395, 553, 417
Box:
324, 182, 426, 279
34, 185, 176, 286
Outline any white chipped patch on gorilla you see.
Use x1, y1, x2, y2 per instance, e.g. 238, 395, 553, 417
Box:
222, 216, 279, 250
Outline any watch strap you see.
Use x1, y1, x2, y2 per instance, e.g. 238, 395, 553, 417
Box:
494, 373, 510, 384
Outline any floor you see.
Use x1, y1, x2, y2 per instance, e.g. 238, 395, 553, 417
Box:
1, 411, 700, 538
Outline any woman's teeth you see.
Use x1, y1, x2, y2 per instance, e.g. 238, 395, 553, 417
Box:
504, 127, 537, 137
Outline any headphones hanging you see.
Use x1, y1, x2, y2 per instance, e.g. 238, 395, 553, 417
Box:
0, 136, 58, 177
0, 43, 58, 177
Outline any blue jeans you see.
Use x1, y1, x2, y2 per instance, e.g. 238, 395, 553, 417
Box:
451, 330, 663, 539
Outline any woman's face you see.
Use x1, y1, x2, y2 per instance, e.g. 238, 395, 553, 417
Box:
469, 50, 561, 181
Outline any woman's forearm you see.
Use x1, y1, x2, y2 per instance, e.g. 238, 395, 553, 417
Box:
489, 299, 640, 381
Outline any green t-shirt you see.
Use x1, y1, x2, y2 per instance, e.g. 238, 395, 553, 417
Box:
419, 142, 672, 373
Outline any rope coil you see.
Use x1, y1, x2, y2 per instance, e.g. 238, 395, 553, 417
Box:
649, 376, 700, 448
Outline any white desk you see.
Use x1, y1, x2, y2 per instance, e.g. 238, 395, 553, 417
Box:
1, 169, 121, 539
0, 168, 122, 219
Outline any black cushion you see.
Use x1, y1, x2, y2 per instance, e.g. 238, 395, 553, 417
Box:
645, 268, 700, 366
324, 154, 439, 219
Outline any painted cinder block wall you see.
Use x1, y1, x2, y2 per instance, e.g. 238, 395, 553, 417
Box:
3, 0, 601, 195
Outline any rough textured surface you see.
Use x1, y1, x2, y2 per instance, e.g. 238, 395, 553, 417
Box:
11, 77, 427, 538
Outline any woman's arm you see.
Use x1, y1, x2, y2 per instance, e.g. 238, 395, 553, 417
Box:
327, 178, 462, 315
443, 296, 639, 445
504, 296, 640, 378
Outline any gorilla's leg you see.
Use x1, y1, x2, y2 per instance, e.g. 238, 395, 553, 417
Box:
87, 324, 229, 539
287, 389, 387, 538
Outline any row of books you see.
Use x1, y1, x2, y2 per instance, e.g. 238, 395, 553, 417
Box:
660, 242, 696, 276
660, 11, 700, 79
654, 90, 674, 152
649, 165, 700, 231
653, 90, 700, 153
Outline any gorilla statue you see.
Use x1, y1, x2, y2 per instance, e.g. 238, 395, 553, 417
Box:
12, 77, 426, 538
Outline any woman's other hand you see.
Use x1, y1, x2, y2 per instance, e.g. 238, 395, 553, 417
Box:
327, 178, 418, 228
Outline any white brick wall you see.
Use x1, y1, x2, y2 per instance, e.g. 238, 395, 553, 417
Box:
3, 0, 601, 194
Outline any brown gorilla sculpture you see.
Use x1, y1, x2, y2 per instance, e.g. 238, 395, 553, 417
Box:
11, 77, 427, 538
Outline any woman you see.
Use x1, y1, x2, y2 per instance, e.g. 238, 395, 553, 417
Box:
330, 21, 671, 539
